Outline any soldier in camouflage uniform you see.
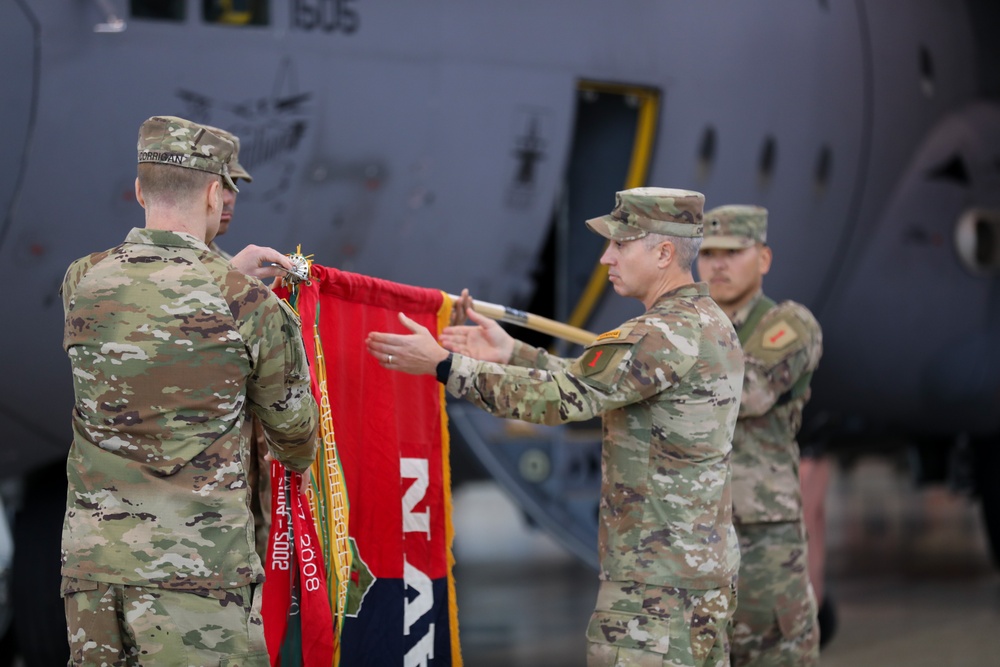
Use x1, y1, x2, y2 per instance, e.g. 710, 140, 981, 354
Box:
200, 124, 273, 566
201, 124, 253, 260
367, 188, 745, 667
60, 116, 319, 666
696, 206, 822, 666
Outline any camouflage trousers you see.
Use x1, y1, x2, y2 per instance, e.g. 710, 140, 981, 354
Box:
586, 579, 736, 667
61, 577, 269, 666
730, 521, 819, 667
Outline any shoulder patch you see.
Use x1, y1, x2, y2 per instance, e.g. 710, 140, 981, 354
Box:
761, 320, 799, 350
596, 328, 622, 341
579, 346, 615, 375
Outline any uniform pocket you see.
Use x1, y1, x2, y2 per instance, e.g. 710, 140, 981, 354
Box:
586, 609, 672, 656
687, 585, 733, 663
219, 651, 270, 667
775, 596, 814, 640
276, 299, 308, 384
59, 576, 100, 598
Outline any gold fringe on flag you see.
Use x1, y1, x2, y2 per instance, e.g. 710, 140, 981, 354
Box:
306, 316, 353, 664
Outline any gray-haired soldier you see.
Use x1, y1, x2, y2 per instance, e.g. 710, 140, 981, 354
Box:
697, 205, 822, 666
59, 115, 319, 665
367, 187, 745, 666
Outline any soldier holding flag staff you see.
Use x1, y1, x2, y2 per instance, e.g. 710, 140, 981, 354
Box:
367, 187, 744, 667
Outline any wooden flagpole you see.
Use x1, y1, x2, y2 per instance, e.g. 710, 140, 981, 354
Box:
445, 295, 597, 346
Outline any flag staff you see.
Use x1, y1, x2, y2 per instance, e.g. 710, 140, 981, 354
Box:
445, 294, 596, 347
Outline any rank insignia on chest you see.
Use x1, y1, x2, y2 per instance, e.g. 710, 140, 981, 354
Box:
761, 320, 799, 350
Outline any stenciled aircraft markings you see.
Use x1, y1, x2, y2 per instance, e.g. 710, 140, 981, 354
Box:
292, 0, 360, 34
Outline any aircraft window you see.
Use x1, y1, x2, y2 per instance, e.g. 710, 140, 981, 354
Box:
203, 0, 269, 25
919, 45, 935, 97
955, 209, 1000, 275
814, 145, 832, 196
131, 0, 185, 21
697, 126, 717, 180
757, 135, 777, 189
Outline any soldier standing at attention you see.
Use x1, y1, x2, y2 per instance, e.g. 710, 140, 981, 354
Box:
59, 116, 319, 666
201, 124, 252, 260
199, 124, 287, 280
696, 206, 822, 666
200, 124, 274, 565
367, 188, 745, 667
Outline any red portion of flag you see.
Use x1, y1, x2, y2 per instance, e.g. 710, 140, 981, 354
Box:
292, 473, 336, 665
275, 265, 461, 665
291, 266, 449, 580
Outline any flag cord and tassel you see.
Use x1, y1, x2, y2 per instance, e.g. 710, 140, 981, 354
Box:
266, 247, 341, 666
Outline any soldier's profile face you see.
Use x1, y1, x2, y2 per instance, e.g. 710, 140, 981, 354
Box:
696, 245, 770, 307
218, 187, 237, 236
600, 238, 661, 303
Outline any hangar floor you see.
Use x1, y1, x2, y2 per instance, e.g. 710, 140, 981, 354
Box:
452, 456, 1000, 666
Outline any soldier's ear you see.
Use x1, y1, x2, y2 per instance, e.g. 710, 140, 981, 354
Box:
657, 240, 674, 268
758, 244, 773, 276
134, 178, 147, 209
206, 179, 223, 212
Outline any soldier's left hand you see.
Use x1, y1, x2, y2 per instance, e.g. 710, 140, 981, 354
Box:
231, 245, 295, 280
366, 312, 450, 375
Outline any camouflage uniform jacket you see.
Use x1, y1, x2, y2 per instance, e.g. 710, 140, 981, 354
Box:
730, 290, 822, 524
60, 228, 318, 590
209, 239, 233, 262
448, 283, 744, 589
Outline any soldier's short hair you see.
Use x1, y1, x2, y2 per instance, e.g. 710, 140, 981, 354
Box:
138, 162, 221, 208
642, 232, 703, 271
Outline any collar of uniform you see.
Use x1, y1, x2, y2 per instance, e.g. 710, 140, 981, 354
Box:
730, 289, 764, 328
649, 281, 708, 309
125, 227, 211, 251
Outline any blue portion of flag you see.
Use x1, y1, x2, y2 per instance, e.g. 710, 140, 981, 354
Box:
340, 577, 455, 665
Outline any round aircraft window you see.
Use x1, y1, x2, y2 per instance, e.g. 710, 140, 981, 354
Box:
697, 126, 717, 180
954, 208, 1000, 275
919, 45, 935, 98
757, 135, 777, 189
814, 144, 832, 196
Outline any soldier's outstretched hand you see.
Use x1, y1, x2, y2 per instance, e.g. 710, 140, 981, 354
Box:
440, 307, 515, 363
366, 312, 450, 375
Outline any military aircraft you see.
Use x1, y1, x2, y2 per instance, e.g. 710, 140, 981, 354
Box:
2, 0, 999, 663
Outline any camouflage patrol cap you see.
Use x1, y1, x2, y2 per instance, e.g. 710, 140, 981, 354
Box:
701, 205, 768, 249
586, 187, 705, 241
201, 124, 253, 183
137, 116, 239, 192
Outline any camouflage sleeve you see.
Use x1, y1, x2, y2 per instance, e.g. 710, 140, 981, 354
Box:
739, 303, 822, 418
508, 339, 573, 371
60, 252, 110, 315
241, 289, 319, 473
447, 323, 683, 426
61, 258, 87, 314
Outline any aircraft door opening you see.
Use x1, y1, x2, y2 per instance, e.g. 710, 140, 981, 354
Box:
524, 81, 658, 351
452, 82, 661, 570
